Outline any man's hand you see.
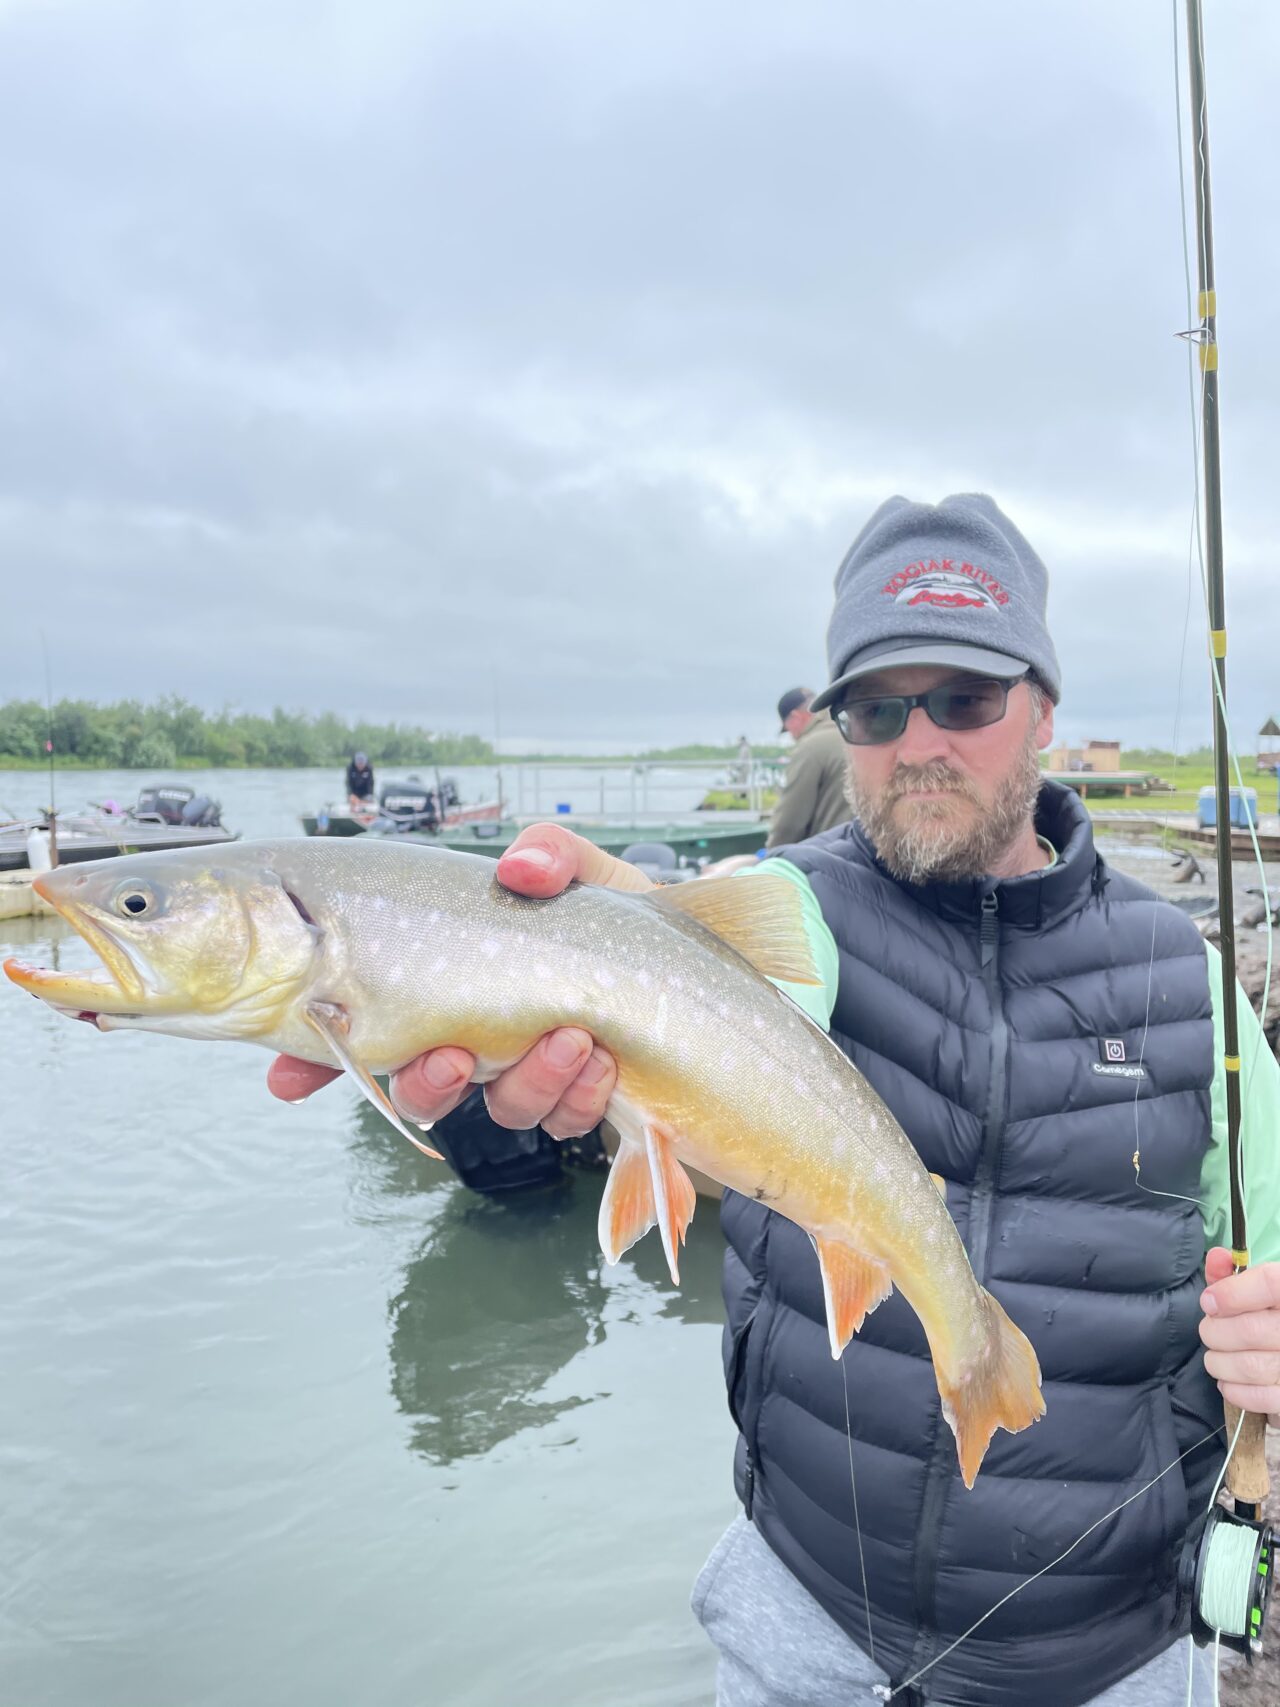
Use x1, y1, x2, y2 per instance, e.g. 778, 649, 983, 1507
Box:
1199, 1246, 1280, 1428
267, 823, 650, 1137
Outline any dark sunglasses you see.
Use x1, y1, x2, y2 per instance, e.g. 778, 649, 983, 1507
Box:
832, 675, 1028, 747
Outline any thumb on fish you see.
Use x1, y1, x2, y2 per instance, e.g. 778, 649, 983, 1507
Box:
498, 824, 654, 896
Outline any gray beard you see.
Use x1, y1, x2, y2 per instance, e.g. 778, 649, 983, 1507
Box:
844, 727, 1044, 883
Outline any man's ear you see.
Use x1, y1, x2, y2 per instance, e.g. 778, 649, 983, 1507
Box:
1036, 699, 1055, 753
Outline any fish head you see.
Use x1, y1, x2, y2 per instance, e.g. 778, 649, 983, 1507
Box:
3, 852, 322, 1039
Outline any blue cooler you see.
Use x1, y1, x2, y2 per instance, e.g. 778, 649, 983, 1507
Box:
1197, 785, 1258, 828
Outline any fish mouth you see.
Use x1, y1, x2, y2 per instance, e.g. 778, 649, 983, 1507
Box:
3, 877, 151, 1016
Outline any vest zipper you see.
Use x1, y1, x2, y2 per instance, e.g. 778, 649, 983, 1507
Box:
901, 888, 1006, 1697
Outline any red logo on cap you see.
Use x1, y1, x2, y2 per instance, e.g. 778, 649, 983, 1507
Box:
881, 559, 1011, 610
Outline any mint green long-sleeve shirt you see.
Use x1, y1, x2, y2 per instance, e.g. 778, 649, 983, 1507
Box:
742, 857, 1280, 1263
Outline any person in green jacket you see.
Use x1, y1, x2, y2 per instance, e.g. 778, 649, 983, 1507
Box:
766, 687, 851, 848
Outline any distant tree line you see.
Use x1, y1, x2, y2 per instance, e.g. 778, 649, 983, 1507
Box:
0, 696, 497, 770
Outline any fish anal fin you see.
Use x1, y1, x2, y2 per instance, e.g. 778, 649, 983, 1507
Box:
936, 1291, 1045, 1488
647, 873, 820, 986
598, 1142, 657, 1265
813, 1237, 893, 1360
304, 999, 444, 1162
930, 1173, 947, 1201
643, 1124, 697, 1285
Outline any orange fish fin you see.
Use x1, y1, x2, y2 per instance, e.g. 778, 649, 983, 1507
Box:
813, 1237, 893, 1360
935, 1291, 1045, 1488
647, 872, 820, 985
598, 1142, 657, 1265
643, 1124, 697, 1285
930, 1173, 947, 1201
304, 1000, 444, 1162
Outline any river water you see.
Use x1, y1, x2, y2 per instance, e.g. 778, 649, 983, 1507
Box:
0, 768, 737, 1706
0, 759, 754, 834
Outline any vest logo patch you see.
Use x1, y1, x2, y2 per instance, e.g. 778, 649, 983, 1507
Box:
1101, 1038, 1127, 1063
1092, 1061, 1149, 1081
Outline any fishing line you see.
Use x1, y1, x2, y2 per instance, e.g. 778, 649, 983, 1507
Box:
1171, 0, 1275, 1128
877, 1426, 1225, 1702
841, 1355, 876, 1668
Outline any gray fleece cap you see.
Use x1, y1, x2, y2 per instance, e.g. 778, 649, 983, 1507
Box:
809, 493, 1062, 711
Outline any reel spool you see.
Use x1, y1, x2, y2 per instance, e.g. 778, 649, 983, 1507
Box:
1182, 1505, 1274, 1660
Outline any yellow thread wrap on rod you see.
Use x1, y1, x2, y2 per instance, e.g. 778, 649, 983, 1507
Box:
1224, 1055, 1241, 1073
1200, 342, 1219, 370
1211, 629, 1227, 658
1232, 1249, 1250, 1269
1198, 289, 1217, 316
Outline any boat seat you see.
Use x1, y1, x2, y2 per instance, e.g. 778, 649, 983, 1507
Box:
621, 841, 678, 869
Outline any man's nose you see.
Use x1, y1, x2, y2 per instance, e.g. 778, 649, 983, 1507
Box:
894, 704, 953, 765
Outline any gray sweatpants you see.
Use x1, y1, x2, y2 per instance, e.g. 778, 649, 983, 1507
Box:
692, 1516, 1223, 1707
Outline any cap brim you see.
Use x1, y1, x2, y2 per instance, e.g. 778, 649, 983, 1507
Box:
810, 642, 1031, 711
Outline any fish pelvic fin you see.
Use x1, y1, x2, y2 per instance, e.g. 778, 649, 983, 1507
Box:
936, 1290, 1045, 1488
813, 1237, 893, 1360
304, 1000, 445, 1162
643, 1124, 697, 1285
647, 872, 820, 985
598, 1141, 657, 1265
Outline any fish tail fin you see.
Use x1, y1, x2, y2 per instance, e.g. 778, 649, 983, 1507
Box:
936, 1290, 1045, 1488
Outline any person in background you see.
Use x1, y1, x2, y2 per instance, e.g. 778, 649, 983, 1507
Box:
765, 687, 851, 848
346, 752, 375, 807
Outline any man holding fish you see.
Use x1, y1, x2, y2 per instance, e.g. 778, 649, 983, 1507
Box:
9, 496, 1280, 1705
276, 495, 1280, 1706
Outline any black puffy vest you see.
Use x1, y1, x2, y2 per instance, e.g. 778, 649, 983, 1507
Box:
721, 783, 1221, 1706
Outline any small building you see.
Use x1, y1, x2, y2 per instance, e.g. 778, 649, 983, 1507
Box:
1047, 740, 1123, 774
1258, 717, 1280, 773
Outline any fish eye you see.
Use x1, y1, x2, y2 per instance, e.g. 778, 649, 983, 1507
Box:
113, 884, 157, 918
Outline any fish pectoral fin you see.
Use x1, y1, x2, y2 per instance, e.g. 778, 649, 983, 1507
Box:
598, 1142, 657, 1265
643, 1124, 697, 1286
812, 1236, 893, 1360
646, 872, 820, 985
303, 1000, 444, 1162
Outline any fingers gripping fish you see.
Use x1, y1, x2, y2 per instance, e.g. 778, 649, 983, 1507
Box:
4, 840, 1044, 1485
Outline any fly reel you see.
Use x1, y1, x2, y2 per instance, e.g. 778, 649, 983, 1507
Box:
1182, 1504, 1274, 1660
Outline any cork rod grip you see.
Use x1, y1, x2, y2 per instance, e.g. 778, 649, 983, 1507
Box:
1223, 1401, 1271, 1508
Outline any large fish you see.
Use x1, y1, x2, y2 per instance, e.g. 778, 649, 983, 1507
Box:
5, 839, 1043, 1483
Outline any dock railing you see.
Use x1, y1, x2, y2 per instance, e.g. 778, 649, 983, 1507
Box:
504, 758, 781, 822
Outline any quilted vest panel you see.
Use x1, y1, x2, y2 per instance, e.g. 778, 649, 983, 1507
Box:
721, 783, 1220, 1706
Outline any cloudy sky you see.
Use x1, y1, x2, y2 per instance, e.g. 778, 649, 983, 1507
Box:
1, 0, 1276, 753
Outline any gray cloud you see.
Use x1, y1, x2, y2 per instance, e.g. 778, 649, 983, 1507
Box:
1, 0, 1276, 751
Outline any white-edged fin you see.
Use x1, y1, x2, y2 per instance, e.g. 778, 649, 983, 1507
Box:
643, 1124, 697, 1285
598, 1141, 657, 1265
811, 1235, 893, 1360
304, 999, 444, 1162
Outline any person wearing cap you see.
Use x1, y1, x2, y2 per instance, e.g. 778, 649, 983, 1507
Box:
346, 751, 375, 807
270, 494, 1280, 1707
765, 687, 852, 848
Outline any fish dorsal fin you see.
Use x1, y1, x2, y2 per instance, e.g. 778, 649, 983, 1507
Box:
647, 872, 820, 986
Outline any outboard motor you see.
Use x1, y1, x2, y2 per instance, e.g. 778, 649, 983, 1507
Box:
375, 781, 440, 833
134, 785, 197, 826
180, 795, 223, 828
